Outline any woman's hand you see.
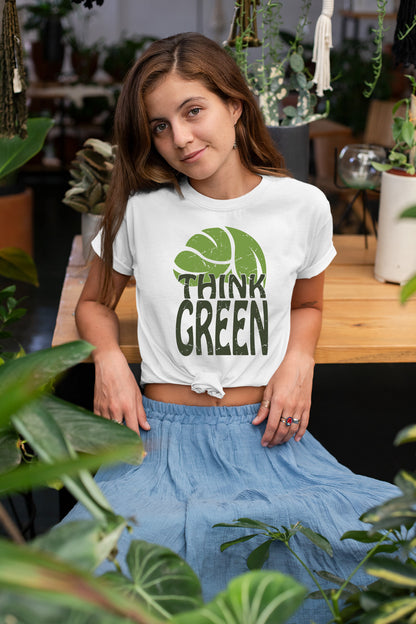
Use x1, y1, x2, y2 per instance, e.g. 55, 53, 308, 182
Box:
252, 272, 325, 447
252, 351, 314, 446
93, 349, 150, 435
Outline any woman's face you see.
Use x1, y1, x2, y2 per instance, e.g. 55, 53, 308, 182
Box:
144, 72, 243, 196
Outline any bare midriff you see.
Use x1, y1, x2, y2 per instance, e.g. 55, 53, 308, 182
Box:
144, 384, 265, 407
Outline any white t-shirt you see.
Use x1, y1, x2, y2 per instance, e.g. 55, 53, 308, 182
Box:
92, 176, 336, 398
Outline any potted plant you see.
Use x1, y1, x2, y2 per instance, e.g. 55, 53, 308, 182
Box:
372, 75, 416, 285
0, 117, 54, 256
19, 0, 74, 82
62, 138, 116, 261
65, 7, 104, 83
102, 33, 158, 83
225, 0, 331, 181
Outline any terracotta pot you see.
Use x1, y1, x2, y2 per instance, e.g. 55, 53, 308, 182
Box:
71, 50, 99, 83
31, 40, 64, 82
374, 169, 416, 284
0, 188, 33, 256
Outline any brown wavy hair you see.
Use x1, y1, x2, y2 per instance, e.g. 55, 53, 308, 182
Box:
100, 32, 288, 304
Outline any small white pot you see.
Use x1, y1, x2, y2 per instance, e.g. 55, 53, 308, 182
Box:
374, 170, 416, 284
81, 212, 102, 263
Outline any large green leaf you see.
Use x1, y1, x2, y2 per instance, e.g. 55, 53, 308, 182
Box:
171, 571, 307, 624
359, 597, 416, 624
0, 341, 93, 428
0, 444, 142, 499
0, 538, 159, 624
12, 402, 120, 522
0, 118, 54, 181
41, 394, 144, 465
0, 247, 39, 285
0, 428, 21, 472
365, 557, 416, 588
401, 274, 416, 304
395, 425, 416, 446
33, 518, 127, 572
102, 540, 203, 619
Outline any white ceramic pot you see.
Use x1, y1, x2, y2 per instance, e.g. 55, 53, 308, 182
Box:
374, 170, 416, 284
81, 212, 102, 263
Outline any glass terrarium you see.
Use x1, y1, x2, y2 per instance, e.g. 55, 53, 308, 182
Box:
338, 144, 386, 190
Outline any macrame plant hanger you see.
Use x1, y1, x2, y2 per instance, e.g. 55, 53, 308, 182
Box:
225, 0, 261, 48
0, 0, 27, 138
312, 0, 334, 97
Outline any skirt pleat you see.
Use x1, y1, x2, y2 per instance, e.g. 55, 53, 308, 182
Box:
63, 397, 399, 623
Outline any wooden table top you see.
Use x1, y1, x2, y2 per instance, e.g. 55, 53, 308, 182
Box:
52, 235, 416, 364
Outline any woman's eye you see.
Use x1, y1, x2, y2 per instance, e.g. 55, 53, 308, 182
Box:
153, 122, 168, 134
188, 107, 201, 117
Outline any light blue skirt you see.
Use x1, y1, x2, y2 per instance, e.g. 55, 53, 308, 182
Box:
64, 397, 399, 623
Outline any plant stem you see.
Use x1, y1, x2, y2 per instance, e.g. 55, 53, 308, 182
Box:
285, 543, 337, 619
0, 501, 25, 544
332, 532, 392, 602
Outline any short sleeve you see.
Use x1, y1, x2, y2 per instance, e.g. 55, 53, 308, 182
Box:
91, 218, 134, 276
297, 196, 337, 279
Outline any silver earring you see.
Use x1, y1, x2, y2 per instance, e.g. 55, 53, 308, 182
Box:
233, 141, 238, 150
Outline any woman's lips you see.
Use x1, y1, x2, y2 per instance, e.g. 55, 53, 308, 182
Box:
181, 147, 206, 162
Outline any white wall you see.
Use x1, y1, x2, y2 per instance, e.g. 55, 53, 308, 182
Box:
17, 0, 345, 48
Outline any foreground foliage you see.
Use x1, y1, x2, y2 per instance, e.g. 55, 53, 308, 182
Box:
0, 340, 306, 623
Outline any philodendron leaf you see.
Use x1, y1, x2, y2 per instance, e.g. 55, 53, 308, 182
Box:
0, 247, 39, 285
0, 428, 21, 473
41, 394, 144, 465
12, 402, 121, 522
0, 117, 54, 180
0, 538, 160, 624
171, 571, 307, 624
0, 341, 93, 428
102, 540, 203, 619
33, 518, 127, 572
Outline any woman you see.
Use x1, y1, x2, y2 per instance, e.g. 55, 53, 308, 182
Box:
66, 32, 398, 621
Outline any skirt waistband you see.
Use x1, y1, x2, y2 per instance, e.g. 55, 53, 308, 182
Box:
142, 396, 260, 424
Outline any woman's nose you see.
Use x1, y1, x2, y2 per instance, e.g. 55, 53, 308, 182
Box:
171, 121, 193, 149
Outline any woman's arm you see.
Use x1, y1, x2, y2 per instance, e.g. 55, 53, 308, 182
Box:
252, 271, 325, 447
75, 255, 150, 434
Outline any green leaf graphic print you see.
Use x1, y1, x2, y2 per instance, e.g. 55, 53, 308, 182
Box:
173, 227, 266, 284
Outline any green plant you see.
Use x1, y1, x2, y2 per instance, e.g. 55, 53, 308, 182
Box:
373, 75, 416, 176
62, 138, 116, 214
215, 421, 416, 624
225, 0, 329, 127
329, 38, 393, 136
0, 117, 54, 185
20, 0, 74, 40
400, 204, 416, 303
103, 34, 158, 82
0, 339, 307, 624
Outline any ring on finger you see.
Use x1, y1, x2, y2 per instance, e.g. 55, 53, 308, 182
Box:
292, 418, 300, 424
280, 416, 293, 427
261, 399, 271, 409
